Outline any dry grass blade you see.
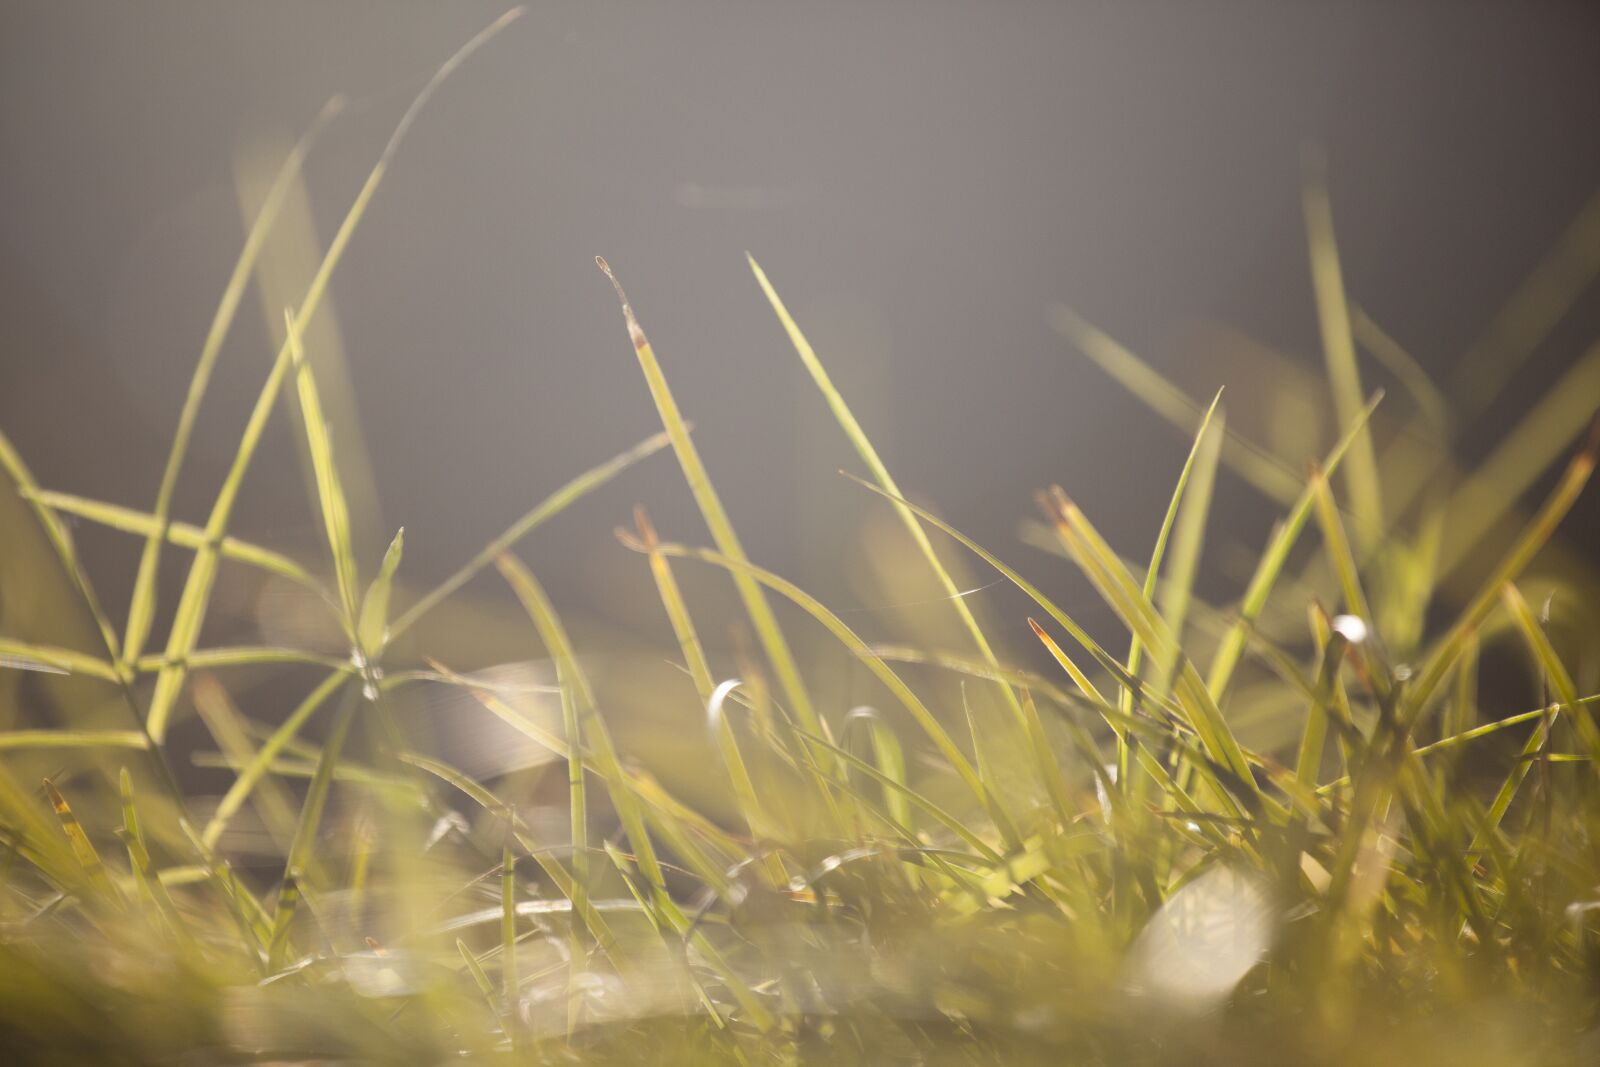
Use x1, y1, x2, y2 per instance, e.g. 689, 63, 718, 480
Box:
43, 778, 121, 906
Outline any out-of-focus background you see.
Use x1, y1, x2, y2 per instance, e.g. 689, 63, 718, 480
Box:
3, 3, 1599, 791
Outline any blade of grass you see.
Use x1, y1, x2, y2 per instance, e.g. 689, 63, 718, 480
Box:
122, 97, 344, 667
1302, 146, 1383, 550
596, 258, 821, 749
0, 730, 148, 752
1039, 487, 1262, 810
493, 557, 594, 938
358, 527, 405, 657
1148, 395, 1225, 705
0, 429, 127, 680
1047, 304, 1303, 504
24, 489, 318, 589
191, 674, 300, 851
750, 255, 1054, 791
146, 344, 296, 742
0, 639, 122, 683
1206, 390, 1383, 703
390, 429, 674, 639
42, 778, 121, 907
616, 533, 1001, 832
1406, 425, 1598, 720
1503, 583, 1600, 762
201, 670, 347, 849
285, 307, 361, 626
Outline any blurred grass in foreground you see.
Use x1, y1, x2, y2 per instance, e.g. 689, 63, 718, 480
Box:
2, 11, 1600, 1065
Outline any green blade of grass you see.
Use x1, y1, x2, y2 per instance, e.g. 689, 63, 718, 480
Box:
116, 769, 189, 942
278, 684, 360, 902
136, 646, 356, 674
633, 507, 715, 704
1149, 396, 1225, 705
1038, 487, 1261, 809
358, 527, 405, 657
191, 674, 300, 851
0, 638, 123, 682
493, 556, 594, 933
838, 473, 1132, 695
0, 730, 148, 752
121, 97, 344, 667
749, 256, 1048, 768
23, 489, 319, 589
1205, 389, 1383, 703
1435, 338, 1600, 583
1502, 582, 1600, 762
596, 257, 821, 748
1047, 304, 1303, 504
500, 832, 521, 1045
390, 430, 673, 639
1302, 147, 1383, 550
149, 10, 529, 740
0, 429, 127, 682
285, 307, 361, 626
617, 533, 1001, 831
1406, 426, 1598, 721
146, 345, 296, 743
201, 670, 347, 849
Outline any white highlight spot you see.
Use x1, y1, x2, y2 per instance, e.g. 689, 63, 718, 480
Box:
1126, 866, 1273, 1008
1332, 614, 1369, 645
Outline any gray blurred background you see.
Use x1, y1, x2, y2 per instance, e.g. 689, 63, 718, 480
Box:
3, 2, 1599, 737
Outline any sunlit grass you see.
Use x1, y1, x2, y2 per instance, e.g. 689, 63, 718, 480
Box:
2, 11, 1599, 1065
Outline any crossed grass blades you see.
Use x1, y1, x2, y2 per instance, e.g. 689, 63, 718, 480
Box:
3, 11, 1600, 1066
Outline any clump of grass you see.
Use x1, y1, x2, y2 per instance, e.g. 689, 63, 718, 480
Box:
2, 13, 1599, 1065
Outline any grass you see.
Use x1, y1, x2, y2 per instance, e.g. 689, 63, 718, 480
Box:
3, 13, 1600, 1065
